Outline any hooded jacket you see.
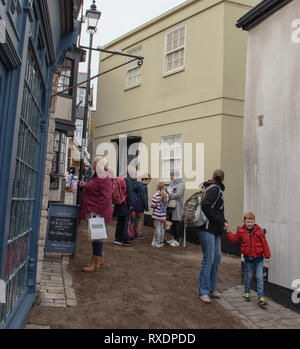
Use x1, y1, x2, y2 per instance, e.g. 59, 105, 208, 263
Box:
227, 224, 271, 258
132, 181, 149, 213
201, 179, 225, 236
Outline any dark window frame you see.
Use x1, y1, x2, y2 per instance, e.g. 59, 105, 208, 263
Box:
57, 58, 74, 96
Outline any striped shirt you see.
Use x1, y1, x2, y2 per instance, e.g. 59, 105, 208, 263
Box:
151, 191, 167, 221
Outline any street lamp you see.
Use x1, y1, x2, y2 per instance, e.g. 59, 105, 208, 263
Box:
86, 0, 101, 32
77, 0, 101, 205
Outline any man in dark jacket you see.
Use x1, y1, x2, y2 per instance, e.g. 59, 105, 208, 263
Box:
197, 169, 226, 303
133, 173, 151, 238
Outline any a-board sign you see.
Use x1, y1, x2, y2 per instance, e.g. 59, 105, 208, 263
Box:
44, 203, 79, 257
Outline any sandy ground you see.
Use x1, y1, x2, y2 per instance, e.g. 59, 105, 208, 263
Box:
27, 221, 245, 329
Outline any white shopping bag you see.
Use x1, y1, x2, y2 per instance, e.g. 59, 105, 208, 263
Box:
88, 216, 107, 240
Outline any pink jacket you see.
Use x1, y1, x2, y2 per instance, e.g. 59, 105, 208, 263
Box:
79, 172, 113, 223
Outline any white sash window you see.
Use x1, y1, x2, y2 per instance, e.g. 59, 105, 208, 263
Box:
164, 25, 186, 74
126, 47, 142, 88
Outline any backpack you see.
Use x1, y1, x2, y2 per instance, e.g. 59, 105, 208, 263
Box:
112, 177, 127, 205
181, 184, 220, 228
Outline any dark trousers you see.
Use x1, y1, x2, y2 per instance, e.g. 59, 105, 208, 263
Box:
172, 221, 181, 242
115, 216, 128, 242
92, 240, 103, 257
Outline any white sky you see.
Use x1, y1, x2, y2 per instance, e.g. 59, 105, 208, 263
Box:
79, 0, 187, 104
81, 0, 187, 47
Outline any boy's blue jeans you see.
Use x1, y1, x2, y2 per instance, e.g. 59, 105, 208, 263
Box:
197, 230, 222, 296
244, 256, 264, 299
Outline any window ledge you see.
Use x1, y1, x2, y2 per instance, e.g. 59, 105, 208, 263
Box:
57, 93, 73, 99
124, 83, 141, 91
163, 67, 185, 78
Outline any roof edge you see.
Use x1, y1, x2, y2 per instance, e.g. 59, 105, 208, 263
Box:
236, 0, 293, 30
103, 0, 195, 49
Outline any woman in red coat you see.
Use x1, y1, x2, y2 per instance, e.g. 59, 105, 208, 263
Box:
79, 156, 113, 272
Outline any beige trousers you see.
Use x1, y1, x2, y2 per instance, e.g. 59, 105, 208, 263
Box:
136, 212, 145, 234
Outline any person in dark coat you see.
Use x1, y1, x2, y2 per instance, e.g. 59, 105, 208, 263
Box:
79, 156, 113, 272
134, 173, 151, 238
114, 165, 137, 246
196, 169, 226, 303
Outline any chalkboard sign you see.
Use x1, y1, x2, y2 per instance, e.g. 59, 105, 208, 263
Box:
44, 203, 79, 257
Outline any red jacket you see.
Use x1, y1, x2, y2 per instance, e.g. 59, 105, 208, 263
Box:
79, 172, 113, 223
227, 224, 271, 258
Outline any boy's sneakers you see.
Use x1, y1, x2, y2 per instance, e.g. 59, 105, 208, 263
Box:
167, 239, 175, 244
243, 293, 250, 302
257, 297, 267, 306
170, 240, 180, 247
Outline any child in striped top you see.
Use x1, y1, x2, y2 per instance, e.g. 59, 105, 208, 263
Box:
151, 182, 168, 247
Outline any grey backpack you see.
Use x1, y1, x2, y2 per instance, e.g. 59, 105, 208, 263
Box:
182, 184, 221, 228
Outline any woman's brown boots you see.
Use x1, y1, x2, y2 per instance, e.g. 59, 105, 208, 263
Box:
97, 253, 104, 270
81, 255, 104, 272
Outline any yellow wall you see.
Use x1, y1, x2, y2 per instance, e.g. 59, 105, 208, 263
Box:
94, 0, 259, 224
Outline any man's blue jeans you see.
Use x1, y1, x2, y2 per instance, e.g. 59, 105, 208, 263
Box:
197, 230, 222, 296
244, 257, 264, 299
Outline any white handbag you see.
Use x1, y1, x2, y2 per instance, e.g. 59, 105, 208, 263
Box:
88, 216, 107, 241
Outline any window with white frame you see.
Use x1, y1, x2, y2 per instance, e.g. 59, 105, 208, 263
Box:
161, 135, 182, 180
127, 47, 142, 88
164, 25, 186, 74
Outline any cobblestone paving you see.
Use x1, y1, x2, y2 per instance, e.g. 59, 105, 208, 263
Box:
38, 255, 77, 308
215, 285, 300, 329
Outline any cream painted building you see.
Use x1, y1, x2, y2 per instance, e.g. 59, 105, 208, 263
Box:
94, 0, 259, 249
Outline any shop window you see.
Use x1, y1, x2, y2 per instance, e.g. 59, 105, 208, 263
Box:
3, 46, 44, 324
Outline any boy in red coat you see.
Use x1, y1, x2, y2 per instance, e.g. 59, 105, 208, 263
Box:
225, 212, 271, 306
